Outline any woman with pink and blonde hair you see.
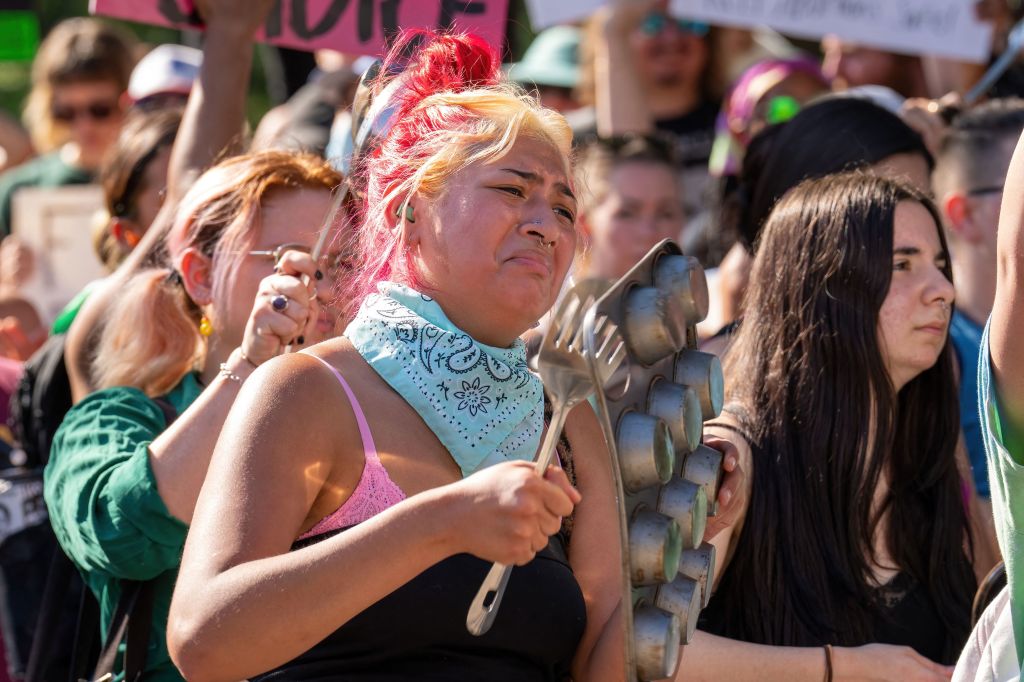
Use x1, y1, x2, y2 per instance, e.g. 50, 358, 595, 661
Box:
44, 150, 344, 681
166, 30, 634, 681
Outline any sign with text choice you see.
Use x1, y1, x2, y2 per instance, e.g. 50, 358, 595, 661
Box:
90, 0, 510, 56
524, 0, 990, 62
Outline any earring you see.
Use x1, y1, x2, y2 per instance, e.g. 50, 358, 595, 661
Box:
395, 203, 415, 223
199, 315, 213, 337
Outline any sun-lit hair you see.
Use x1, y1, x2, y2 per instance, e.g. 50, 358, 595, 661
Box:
23, 17, 136, 152
352, 31, 574, 301
93, 150, 341, 397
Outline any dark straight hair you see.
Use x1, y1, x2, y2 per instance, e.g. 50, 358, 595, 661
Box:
718, 172, 974, 660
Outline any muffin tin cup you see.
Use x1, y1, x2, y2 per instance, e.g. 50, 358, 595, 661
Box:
672, 350, 725, 421
647, 379, 703, 456
679, 542, 717, 609
657, 477, 707, 550
629, 507, 683, 586
634, 604, 682, 681
617, 412, 676, 494
654, 575, 702, 644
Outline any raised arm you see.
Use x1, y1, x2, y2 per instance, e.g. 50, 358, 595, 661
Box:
593, 0, 660, 137
164, 0, 276, 203
990, 128, 1024, 442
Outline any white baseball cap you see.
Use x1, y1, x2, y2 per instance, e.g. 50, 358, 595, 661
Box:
127, 44, 203, 104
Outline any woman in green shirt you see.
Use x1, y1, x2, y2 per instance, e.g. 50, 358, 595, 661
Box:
44, 149, 344, 680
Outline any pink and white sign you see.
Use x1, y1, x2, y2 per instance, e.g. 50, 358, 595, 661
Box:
90, 0, 510, 56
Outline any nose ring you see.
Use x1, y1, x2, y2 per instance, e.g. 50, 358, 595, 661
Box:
939, 301, 950, 313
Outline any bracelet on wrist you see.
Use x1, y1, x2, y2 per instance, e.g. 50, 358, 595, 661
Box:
218, 362, 243, 383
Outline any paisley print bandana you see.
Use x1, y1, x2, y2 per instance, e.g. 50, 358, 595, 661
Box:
345, 282, 543, 477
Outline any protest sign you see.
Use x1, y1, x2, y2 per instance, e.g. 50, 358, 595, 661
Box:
90, 0, 510, 56
524, 0, 991, 62
11, 185, 106, 325
671, 0, 991, 62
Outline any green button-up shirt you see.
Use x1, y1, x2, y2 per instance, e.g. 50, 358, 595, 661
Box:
44, 374, 203, 681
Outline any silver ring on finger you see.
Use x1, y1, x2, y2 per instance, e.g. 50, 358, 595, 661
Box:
271, 294, 289, 312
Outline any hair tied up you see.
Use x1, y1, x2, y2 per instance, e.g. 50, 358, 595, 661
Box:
379, 29, 501, 122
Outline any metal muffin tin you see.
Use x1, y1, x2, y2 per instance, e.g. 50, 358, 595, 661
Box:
583, 239, 725, 682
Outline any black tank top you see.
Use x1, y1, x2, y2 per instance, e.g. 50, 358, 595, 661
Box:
251, 529, 586, 681
699, 406, 953, 663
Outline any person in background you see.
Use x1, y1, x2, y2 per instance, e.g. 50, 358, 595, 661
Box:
575, 134, 685, 280
695, 171, 976, 680
47, 106, 183, 339
708, 57, 829, 180
507, 25, 583, 114
126, 44, 202, 112
821, 37, 929, 99
701, 96, 935, 347
0, 17, 135, 237
700, 57, 829, 263
932, 98, 1024, 505
582, 0, 720, 255
44, 150, 343, 681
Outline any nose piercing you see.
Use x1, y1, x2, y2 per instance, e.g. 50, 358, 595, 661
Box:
939, 301, 950, 313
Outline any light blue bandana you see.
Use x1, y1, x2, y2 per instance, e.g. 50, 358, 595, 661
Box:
345, 282, 543, 477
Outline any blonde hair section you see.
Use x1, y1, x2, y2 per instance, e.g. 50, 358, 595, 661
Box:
92, 151, 341, 397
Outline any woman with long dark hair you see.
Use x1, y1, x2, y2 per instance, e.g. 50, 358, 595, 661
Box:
687, 172, 975, 680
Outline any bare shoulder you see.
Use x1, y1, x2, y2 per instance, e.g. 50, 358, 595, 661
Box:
229, 340, 362, 451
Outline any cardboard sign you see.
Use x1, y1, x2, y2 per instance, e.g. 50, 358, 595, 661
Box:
524, 0, 991, 62
90, 0, 510, 56
670, 0, 992, 62
11, 185, 107, 325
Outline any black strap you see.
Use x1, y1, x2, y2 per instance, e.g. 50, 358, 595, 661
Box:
90, 579, 157, 681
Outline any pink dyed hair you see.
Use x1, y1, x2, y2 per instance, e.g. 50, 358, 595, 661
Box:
350, 30, 574, 302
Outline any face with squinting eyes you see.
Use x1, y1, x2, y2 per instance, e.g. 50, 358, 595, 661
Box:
404, 135, 577, 347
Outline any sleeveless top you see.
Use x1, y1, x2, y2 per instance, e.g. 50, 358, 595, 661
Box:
699, 405, 952, 663
251, 355, 587, 681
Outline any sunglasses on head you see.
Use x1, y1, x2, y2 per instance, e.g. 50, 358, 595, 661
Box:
51, 100, 119, 123
640, 13, 710, 37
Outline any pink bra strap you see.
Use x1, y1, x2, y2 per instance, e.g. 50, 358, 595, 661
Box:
305, 354, 379, 463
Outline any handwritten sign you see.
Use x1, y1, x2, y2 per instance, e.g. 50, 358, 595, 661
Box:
524, 0, 991, 62
671, 0, 991, 62
12, 185, 107, 325
90, 0, 510, 56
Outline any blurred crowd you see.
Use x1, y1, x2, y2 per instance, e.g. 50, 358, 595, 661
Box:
1, 0, 1024, 679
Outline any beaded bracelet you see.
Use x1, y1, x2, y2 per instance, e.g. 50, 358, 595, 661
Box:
218, 362, 243, 383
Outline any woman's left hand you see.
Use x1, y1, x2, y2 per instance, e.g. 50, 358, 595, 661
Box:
702, 436, 745, 542
240, 250, 321, 366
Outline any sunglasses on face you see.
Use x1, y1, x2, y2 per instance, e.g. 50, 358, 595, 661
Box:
51, 100, 119, 123
640, 12, 710, 38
